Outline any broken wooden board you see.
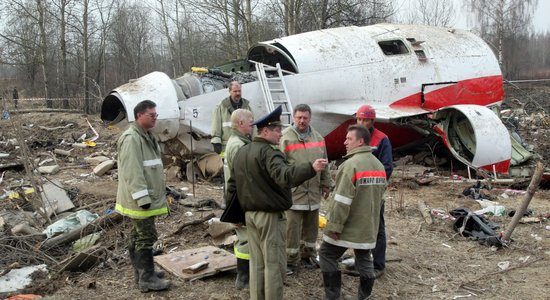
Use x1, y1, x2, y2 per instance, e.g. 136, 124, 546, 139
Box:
154, 245, 235, 281
59, 245, 104, 272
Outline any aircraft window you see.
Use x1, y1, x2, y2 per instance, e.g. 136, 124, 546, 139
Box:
378, 40, 409, 55
415, 50, 427, 61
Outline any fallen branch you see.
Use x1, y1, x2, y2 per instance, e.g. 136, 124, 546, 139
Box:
40, 212, 123, 250
38, 123, 74, 131
459, 257, 544, 288
502, 162, 544, 243
171, 213, 215, 236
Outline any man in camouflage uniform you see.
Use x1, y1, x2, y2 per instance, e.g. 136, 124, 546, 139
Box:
115, 100, 170, 292
279, 104, 332, 274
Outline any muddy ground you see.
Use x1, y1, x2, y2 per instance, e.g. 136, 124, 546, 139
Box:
1, 83, 549, 299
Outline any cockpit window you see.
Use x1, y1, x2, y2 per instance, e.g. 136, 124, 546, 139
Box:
378, 40, 409, 55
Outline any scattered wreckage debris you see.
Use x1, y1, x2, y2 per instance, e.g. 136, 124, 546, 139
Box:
171, 213, 215, 236
40, 212, 122, 250
154, 245, 235, 281
449, 162, 545, 248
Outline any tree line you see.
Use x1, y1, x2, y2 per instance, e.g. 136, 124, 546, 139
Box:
0, 0, 547, 113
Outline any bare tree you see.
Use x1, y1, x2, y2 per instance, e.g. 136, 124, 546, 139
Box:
405, 0, 454, 27
465, 0, 539, 78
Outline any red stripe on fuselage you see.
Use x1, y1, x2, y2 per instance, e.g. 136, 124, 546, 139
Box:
284, 140, 326, 152
480, 160, 510, 174
352, 170, 387, 182
389, 75, 504, 110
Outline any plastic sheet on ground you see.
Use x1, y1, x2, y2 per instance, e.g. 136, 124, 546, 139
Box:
43, 210, 99, 238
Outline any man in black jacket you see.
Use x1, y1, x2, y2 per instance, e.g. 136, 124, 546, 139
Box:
228, 106, 327, 300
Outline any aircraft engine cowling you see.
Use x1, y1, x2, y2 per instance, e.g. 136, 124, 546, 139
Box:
433, 104, 511, 174
100, 71, 181, 142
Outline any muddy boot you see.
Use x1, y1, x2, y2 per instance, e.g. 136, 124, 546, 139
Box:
135, 249, 171, 292
129, 246, 165, 285
235, 258, 250, 290
358, 276, 375, 300
322, 271, 341, 300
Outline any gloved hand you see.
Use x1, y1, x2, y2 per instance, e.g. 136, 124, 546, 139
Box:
212, 143, 222, 154
140, 203, 151, 209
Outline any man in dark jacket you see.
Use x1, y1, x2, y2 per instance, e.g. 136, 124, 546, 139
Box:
228, 105, 328, 300
356, 104, 393, 278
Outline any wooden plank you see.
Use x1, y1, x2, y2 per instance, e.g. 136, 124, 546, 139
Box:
154, 245, 236, 281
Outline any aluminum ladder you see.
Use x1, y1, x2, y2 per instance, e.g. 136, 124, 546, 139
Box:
253, 62, 294, 126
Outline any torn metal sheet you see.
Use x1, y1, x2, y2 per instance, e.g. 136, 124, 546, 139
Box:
40, 180, 75, 215
154, 245, 235, 281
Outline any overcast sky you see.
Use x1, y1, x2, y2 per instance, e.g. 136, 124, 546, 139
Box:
397, 0, 550, 33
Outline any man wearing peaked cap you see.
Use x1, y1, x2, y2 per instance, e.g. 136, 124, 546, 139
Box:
253, 105, 283, 128
227, 105, 328, 300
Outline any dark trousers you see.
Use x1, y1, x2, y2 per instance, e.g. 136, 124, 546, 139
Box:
319, 242, 374, 278
129, 217, 158, 251
372, 203, 386, 270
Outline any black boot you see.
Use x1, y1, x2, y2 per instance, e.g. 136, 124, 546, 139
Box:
358, 276, 375, 300
235, 258, 250, 290
135, 249, 171, 292
129, 245, 165, 285
322, 271, 341, 300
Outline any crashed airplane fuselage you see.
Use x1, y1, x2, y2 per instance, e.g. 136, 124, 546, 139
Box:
101, 23, 514, 174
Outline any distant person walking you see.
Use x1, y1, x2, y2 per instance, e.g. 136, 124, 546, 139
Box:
12, 87, 18, 109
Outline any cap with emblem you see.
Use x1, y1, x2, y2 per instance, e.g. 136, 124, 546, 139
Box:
253, 105, 283, 128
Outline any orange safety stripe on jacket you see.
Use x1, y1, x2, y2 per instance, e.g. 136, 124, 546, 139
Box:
284, 140, 326, 152
352, 170, 387, 182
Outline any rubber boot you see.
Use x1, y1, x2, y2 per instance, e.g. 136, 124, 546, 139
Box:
129, 246, 164, 285
322, 271, 341, 300
235, 258, 250, 290
135, 249, 171, 292
358, 276, 375, 300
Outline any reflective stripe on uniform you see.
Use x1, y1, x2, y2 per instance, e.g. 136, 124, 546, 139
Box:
304, 241, 317, 248
115, 203, 168, 218
286, 247, 300, 255
334, 194, 352, 205
284, 140, 326, 152
323, 234, 376, 250
132, 189, 148, 200
222, 122, 232, 127
290, 203, 321, 211
351, 170, 386, 182
143, 158, 162, 167
234, 246, 250, 260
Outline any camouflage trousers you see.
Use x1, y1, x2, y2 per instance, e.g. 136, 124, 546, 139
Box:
129, 217, 158, 251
